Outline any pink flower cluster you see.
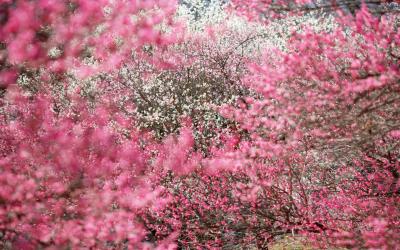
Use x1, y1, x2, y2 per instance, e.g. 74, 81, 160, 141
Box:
0, 88, 196, 248
1, 0, 399, 249
0, 0, 183, 86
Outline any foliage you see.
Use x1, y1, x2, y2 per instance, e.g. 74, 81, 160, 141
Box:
1, 0, 400, 249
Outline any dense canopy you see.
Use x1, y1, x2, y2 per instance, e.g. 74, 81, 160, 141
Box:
1, 0, 399, 249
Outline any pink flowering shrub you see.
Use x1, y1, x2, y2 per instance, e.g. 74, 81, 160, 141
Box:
0, 1, 192, 248
141, 2, 400, 249
0, 0, 183, 87
214, 1, 400, 248
0, 87, 199, 249
1, 0, 400, 249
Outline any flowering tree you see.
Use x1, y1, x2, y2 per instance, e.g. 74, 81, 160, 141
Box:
1, 0, 400, 249
142, 1, 400, 248
0, 0, 193, 249
0, 0, 183, 88
71, 3, 267, 148
215, 0, 400, 248
0, 87, 202, 248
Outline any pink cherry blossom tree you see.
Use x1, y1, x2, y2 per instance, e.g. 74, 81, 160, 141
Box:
0, 1, 192, 249
1, 0, 399, 249
213, 0, 400, 248
0, 0, 183, 87
140, 1, 400, 248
